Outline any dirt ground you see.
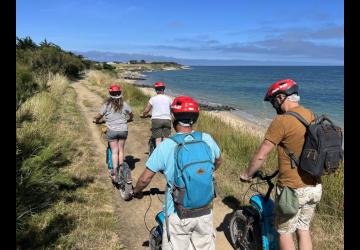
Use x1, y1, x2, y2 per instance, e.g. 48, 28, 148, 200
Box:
72, 81, 235, 249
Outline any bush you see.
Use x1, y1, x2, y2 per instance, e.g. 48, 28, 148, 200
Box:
16, 63, 38, 110
31, 47, 85, 79
102, 62, 115, 71
16, 36, 87, 81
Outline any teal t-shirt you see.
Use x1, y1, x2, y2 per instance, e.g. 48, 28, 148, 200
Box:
145, 131, 221, 216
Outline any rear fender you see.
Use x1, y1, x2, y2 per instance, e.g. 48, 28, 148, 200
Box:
250, 194, 275, 218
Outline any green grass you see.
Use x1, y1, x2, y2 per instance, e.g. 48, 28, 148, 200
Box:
16, 74, 121, 249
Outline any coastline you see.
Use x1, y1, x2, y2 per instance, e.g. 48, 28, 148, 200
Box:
124, 78, 266, 138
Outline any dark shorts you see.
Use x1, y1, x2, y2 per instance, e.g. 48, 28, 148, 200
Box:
104, 129, 128, 141
151, 119, 171, 138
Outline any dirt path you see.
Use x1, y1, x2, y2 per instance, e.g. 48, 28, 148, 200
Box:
72, 81, 234, 249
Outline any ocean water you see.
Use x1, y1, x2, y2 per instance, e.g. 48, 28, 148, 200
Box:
139, 66, 344, 130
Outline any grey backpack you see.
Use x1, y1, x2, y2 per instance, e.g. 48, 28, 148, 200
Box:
282, 111, 344, 177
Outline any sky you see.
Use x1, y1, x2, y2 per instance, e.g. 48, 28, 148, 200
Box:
16, 0, 344, 65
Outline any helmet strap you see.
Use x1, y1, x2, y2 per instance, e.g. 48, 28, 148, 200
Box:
110, 95, 122, 99
178, 121, 192, 127
173, 120, 193, 128
272, 95, 287, 114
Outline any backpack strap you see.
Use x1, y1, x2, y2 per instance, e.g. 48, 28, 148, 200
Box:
281, 144, 300, 168
280, 111, 311, 168
190, 131, 203, 141
285, 111, 310, 127
169, 133, 186, 145
164, 184, 172, 244
164, 133, 186, 245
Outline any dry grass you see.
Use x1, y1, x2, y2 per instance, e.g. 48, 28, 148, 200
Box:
16, 74, 122, 249
86, 70, 120, 86
82, 70, 149, 114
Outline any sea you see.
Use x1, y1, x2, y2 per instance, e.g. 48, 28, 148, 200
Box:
138, 66, 344, 130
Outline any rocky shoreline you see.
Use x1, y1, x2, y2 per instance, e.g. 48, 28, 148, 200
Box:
131, 83, 236, 111
199, 103, 236, 111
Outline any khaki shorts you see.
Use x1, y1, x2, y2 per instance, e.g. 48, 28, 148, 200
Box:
151, 119, 171, 139
276, 183, 322, 234
162, 211, 215, 250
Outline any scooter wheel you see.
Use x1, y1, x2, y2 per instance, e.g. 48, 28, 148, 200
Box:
229, 208, 262, 250
119, 182, 133, 201
149, 226, 162, 250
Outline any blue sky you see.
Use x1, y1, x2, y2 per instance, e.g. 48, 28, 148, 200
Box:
16, 0, 344, 65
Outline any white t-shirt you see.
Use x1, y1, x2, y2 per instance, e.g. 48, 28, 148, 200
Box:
149, 94, 172, 120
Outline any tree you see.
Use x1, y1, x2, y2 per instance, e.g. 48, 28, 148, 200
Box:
16, 36, 38, 50
39, 38, 61, 50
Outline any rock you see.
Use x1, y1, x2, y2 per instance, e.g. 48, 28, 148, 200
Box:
199, 103, 236, 111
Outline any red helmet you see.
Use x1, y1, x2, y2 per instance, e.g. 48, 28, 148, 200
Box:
264, 79, 298, 102
154, 82, 165, 88
108, 85, 122, 98
171, 96, 199, 123
154, 82, 166, 92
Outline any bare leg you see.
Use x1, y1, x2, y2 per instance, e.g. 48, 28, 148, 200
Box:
109, 140, 119, 178
296, 229, 312, 250
118, 139, 131, 182
279, 233, 296, 250
118, 139, 126, 166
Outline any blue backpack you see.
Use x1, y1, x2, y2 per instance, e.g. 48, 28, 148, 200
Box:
168, 131, 215, 219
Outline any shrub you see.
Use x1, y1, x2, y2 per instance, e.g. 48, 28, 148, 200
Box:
102, 62, 115, 71
16, 63, 38, 110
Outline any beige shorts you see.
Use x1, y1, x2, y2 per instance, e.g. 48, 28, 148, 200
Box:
151, 119, 171, 139
162, 211, 215, 250
276, 183, 322, 234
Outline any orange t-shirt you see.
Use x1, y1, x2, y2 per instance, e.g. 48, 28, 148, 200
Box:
265, 106, 319, 188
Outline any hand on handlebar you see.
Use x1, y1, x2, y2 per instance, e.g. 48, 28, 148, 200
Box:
239, 173, 252, 183
93, 119, 105, 124
140, 114, 151, 118
131, 190, 144, 199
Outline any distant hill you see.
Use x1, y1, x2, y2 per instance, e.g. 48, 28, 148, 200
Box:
73, 50, 343, 66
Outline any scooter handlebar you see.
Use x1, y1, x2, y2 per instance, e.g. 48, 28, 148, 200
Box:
253, 170, 279, 181
131, 188, 165, 199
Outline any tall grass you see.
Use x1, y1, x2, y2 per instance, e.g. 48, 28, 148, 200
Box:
16, 74, 121, 249
83, 70, 149, 113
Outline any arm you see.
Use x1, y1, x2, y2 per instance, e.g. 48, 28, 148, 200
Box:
127, 112, 134, 122
93, 113, 103, 123
214, 156, 222, 171
133, 168, 156, 194
142, 103, 152, 117
240, 139, 276, 182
